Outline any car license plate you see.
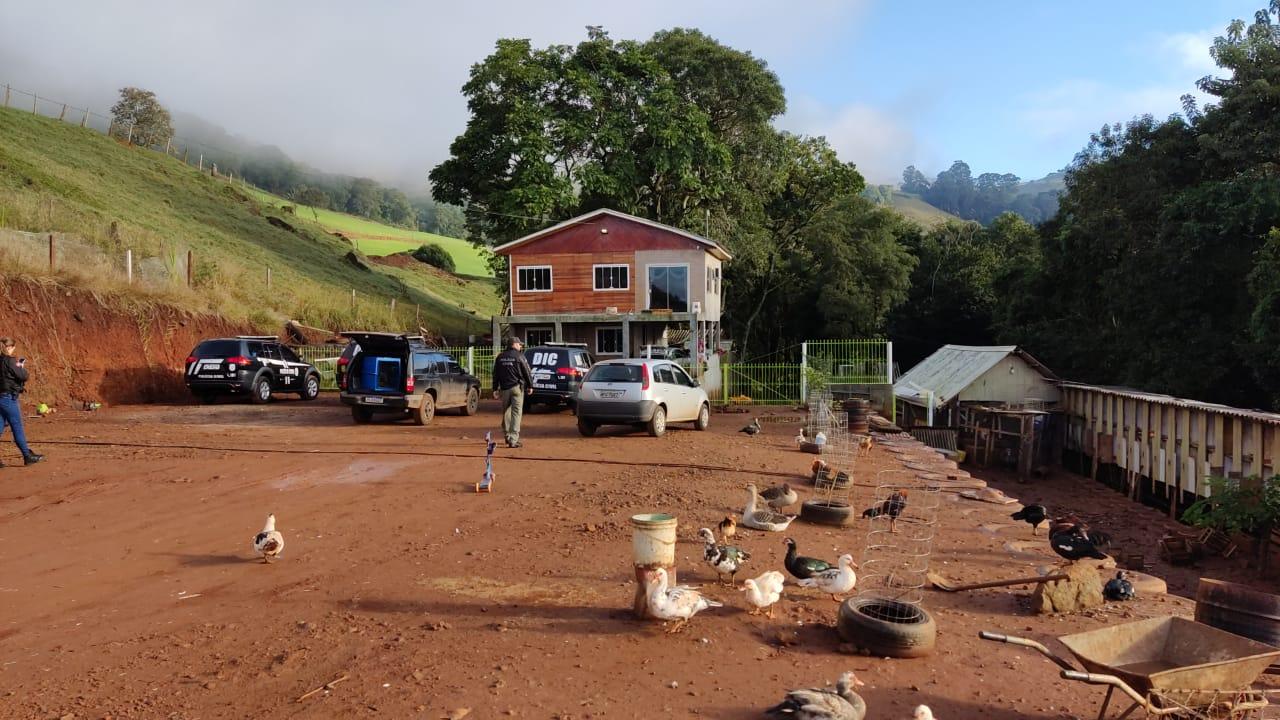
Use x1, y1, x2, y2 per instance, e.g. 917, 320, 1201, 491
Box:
198, 374, 220, 379
364, 396, 384, 404
599, 390, 622, 399
535, 382, 555, 389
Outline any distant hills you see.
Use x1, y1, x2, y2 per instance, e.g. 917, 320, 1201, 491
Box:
865, 164, 1066, 227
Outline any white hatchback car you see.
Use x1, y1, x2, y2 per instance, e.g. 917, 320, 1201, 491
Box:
575, 359, 710, 437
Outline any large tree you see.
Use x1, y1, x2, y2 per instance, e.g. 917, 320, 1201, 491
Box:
110, 87, 174, 148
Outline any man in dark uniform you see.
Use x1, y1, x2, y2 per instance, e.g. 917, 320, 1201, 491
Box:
491, 337, 534, 448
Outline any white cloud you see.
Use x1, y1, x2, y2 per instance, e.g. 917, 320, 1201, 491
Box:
0, 0, 867, 191
779, 96, 922, 184
1159, 29, 1218, 77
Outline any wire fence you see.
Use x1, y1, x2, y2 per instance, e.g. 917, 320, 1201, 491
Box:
294, 344, 347, 390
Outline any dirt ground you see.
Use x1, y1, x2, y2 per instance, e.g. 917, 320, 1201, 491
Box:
2, 398, 1277, 719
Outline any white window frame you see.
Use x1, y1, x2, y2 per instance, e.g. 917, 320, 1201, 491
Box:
595, 326, 624, 355
714, 267, 721, 295
592, 263, 630, 292
515, 265, 554, 293
524, 327, 554, 346
645, 263, 690, 312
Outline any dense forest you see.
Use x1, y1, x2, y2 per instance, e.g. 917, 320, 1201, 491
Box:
431, 9, 1280, 411
170, 114, 464, 236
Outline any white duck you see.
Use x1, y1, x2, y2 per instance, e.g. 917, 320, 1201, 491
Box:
646, 567, 722, 633
741, 570, 786, 618
252, 514, 285, 563
913, 706, 936, 720
740, 484, 797, 532
765, 671, 866, 720
797, 554, 858, 601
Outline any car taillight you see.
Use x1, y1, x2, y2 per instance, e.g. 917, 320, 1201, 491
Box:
186, 356, 197, 365
405, 374, 415, 392
227, 356, 250, 365
557, 367, 580, 378
337, 356, 350, 367
641, 363, 650, 390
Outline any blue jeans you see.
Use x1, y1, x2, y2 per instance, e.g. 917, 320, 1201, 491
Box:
0, 393, 31, 457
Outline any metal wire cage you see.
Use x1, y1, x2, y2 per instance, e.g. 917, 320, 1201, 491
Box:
804, 389, 845, 443
812, 425, 858, 503
857, 469, 941, 612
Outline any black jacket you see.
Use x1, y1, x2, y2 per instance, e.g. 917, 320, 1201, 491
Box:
492, 348, 534, 391
0, 356, 28, 395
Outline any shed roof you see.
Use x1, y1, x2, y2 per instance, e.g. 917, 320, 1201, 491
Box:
491, 208, 732, 261
894, 345, 1057, 407
1059, 382, 1280, 426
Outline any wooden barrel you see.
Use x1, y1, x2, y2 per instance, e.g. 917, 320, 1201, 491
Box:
1195, 577, 1280, 650
844, 398, 870, 435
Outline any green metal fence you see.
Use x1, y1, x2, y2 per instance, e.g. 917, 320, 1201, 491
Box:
721, 363, 802, 405
434, 345, 496, 389
804, 339, 892, 385
295, 344, 346, 390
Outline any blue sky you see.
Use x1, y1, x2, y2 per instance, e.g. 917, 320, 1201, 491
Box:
0, 1, 1265, 187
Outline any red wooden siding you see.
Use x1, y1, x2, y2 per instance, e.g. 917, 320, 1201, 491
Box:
510, 252, 635, 314
502, 214, 705, 256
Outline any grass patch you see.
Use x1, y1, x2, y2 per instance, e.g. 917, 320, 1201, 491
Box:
0, 107, 499, 341
244, 187, 491, 276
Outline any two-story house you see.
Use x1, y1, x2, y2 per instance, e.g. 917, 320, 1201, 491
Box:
489, 208, 729, 380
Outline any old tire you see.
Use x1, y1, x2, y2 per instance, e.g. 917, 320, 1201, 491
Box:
250, 375, 272, 404
694, 403, 710, 431
800, 441, 824, 454
837, 598, 936, 658
299, 374, 321, 401
577, 418, 597, 437
800, 499, 855, 526
461, 387, 479, 416
647, 405, 667, 437
351, 406, 374, 424
412, 393, 436, 426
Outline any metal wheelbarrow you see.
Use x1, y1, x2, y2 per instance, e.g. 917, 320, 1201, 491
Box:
980, 616, 1280, 719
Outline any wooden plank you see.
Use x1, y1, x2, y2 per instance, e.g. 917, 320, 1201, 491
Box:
1269, 425, 1279, 478
1250, 421, 1265, 479
1178, 408, 1191, 493
510, 251, 638, 314
1232, 417, 1244, 478
1211, 414, 1225, 473
1193, 410, 1208, 498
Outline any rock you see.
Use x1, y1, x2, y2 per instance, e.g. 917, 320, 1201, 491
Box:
445, 709, 471, 720
1032, 563, 1105, 614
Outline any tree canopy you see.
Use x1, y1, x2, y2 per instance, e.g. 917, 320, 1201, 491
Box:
110, 87, 174, 149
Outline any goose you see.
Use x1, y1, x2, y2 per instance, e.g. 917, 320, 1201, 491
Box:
741, 570, 786, 617
760, 483, 799, 509
795, 427, 808, 444
741, 484, 797, 532
797, 554, 858, 601
646, 567, 722, 633
699, 527, 751, 585
253, 514, 284, 563
765, 671, 866, 720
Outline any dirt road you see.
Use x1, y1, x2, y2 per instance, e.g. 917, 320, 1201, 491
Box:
0, 399, 1272, 718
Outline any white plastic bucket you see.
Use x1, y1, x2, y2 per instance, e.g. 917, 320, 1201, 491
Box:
631, 513, 677, 619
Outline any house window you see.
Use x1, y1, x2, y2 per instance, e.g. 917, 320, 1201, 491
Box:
596, 327, 624, 355
706, 268, 712, 292
525, 328, 553, 346
516, 266, 553, 293
714, 268, 720, 295
593, 264, 629, 291
647, 265, 689, 312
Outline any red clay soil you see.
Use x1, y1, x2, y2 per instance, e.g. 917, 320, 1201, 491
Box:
0, 278, 245, 407
370, 253, 467, 285
1, 401, 1277, 719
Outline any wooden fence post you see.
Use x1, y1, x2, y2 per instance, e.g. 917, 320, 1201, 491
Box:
58, 104, 66, 121
390, 298, 396, 314
164, 138, 171, 155
125, 249, 133, 284
183, 148, 189, 163
80, 108, 88, 128
3, 84, 9, 108
351, 289, 356, 310
126, 123, 134, 145
266, 266, 272, 289
32, 93, 37, 113
186, 249, 193, 287
48, 234, 55, 271
198, 153, 203, 171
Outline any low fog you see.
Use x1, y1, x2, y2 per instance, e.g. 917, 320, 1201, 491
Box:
0, 1, 894, 192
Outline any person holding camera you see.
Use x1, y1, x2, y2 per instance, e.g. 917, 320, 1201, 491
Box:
0, 337, 44, 466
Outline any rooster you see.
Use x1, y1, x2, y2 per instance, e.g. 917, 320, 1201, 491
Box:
862, 490, 908, 532
1010, 504, 1049, 536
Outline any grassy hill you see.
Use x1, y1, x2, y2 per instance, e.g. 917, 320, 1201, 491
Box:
244, 187, 491, 276
885, 191, 963, 227
0, 107, 499, 341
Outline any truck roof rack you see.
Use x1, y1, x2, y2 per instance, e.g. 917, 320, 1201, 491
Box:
536, 341, 589, 348
236, 335, 279, 341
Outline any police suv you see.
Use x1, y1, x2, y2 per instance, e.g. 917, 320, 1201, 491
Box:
185, 336, 322, 404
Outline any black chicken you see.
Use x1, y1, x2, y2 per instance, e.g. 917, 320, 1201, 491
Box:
1104, 571, 1135, 601
862, 490, 908, 532
1010, 504, 1049, 536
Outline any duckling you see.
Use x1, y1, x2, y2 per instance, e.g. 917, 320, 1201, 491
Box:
717, 514, 737, 540
740, 484, 797, 532
759, 483, 799, 509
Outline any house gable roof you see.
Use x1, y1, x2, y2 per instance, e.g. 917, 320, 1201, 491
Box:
893, 344, 1058, 406
491, 208, 732, 261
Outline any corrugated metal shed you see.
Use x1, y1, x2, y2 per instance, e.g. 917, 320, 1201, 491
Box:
894, 345, 1057, 406
1059, 382, 1280, 426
